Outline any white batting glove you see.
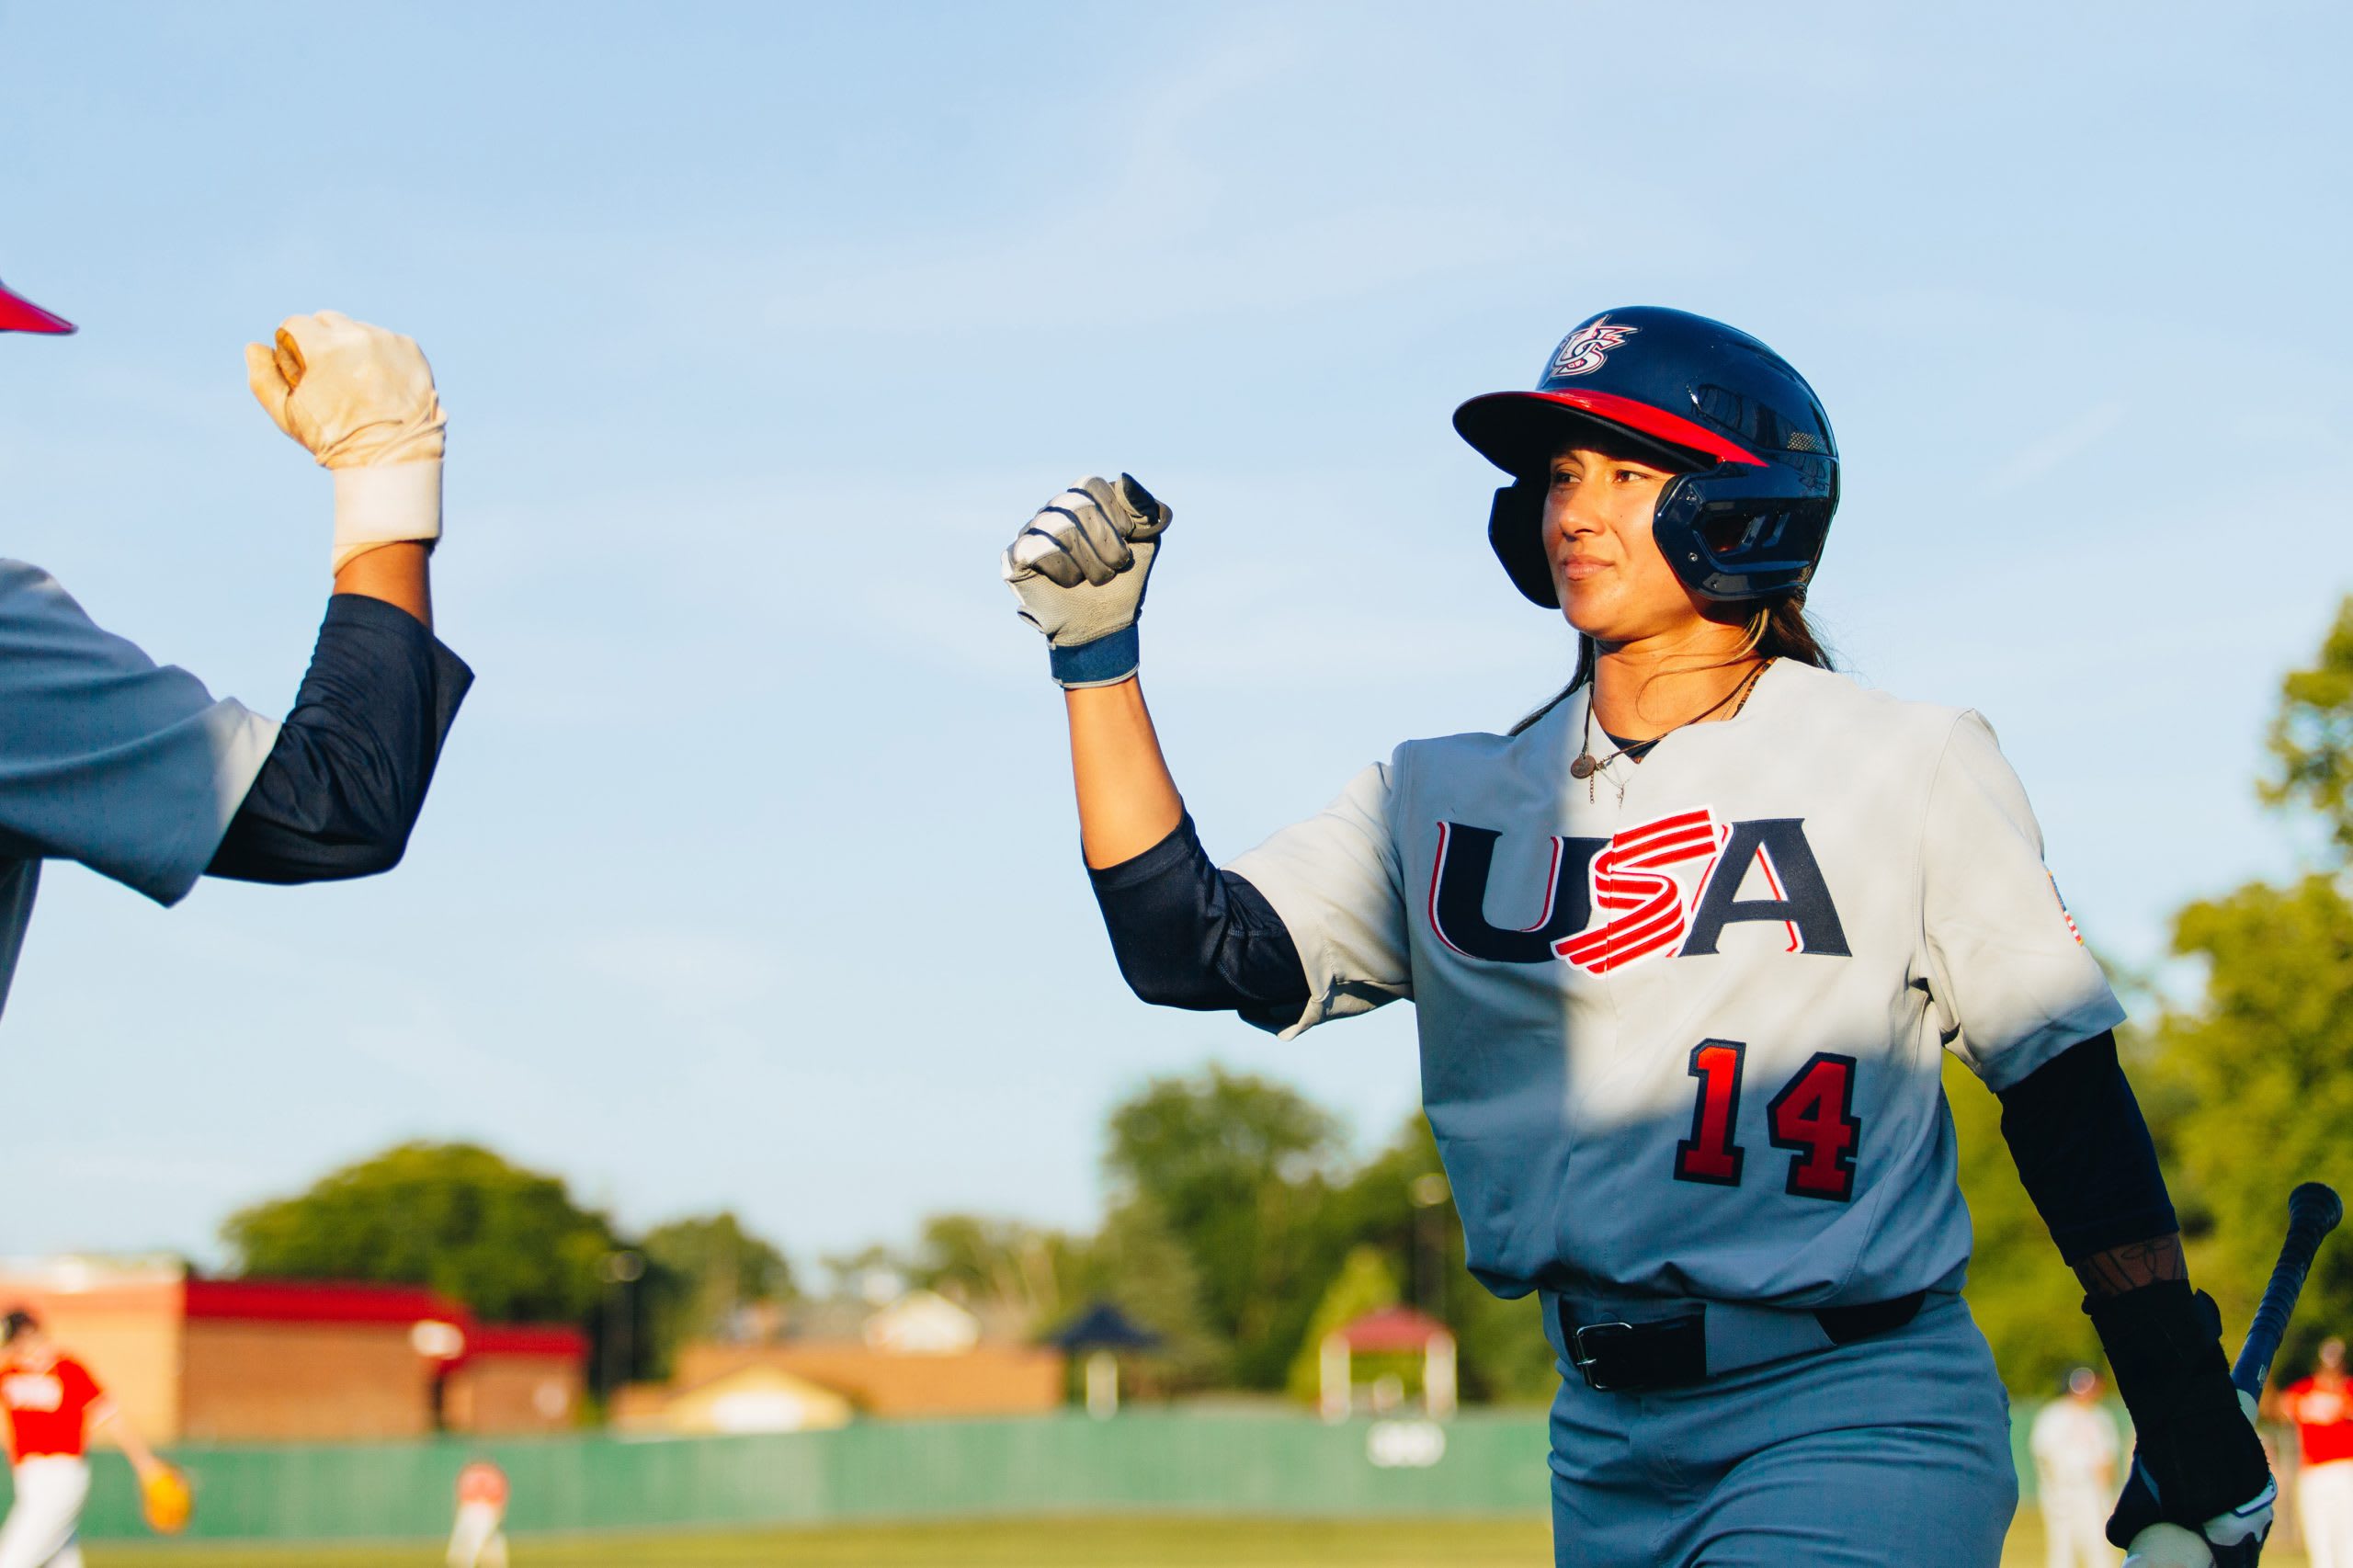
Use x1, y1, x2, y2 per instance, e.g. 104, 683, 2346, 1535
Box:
244, 310, 446, 574
1001, 473, 1171, 688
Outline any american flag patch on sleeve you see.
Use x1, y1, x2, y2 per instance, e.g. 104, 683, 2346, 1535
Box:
2047, 872, 2083, 945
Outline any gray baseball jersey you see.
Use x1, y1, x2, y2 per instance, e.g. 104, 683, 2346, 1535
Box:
0, 561, 279, 1017
1229, 659, 2120, 1307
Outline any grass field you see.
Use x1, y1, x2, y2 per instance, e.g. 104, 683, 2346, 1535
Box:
73, 1511, 2316, 1567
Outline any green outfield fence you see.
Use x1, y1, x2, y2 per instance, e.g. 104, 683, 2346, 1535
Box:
6, 1403, 2132, 1542
28, 1411, 1552, 1542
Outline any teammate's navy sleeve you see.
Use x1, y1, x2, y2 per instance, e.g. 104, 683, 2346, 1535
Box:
1088, 814, 1311, 1027
1995, 1029, 2178, 1263
206, 594, 472, 882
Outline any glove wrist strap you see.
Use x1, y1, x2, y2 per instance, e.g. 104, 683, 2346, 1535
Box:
1050, 626, 1140, 689
332, 460, 444, 574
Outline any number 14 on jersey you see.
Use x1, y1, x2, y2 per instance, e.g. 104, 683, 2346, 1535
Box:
1674, 1040, 1860, 1202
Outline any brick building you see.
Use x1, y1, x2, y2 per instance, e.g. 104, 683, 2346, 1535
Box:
622, 1290, 1065, 1427
0, 1258, 585, 1441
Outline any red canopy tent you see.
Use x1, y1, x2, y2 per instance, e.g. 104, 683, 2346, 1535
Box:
1320, 1305, 1458, 1420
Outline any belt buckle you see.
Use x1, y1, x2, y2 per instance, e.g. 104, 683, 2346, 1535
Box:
1570, 1321, 1634, 1392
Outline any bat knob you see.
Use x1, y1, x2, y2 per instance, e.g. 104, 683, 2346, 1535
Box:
2291, 1181, 2345, 1233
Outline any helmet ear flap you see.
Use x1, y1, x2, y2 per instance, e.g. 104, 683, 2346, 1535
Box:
1486, 483, 1556, 608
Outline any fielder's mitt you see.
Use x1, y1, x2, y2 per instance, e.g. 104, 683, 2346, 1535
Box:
142, 1464, 192, 1534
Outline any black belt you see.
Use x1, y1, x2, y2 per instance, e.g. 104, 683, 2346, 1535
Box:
1560, 1290, 1927, 1392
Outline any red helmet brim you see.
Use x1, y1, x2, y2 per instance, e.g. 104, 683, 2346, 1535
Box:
0, 280, 75, 335
1454, 388, 1763, 475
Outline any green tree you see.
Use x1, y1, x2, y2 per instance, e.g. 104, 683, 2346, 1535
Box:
1284, 1245, 1400, 1401
913, 1214, 1072, 1327
2262, 596, 2353, 854
2136, 595, 2353, 1380
639, 1211, 794, 1375
1304, 1113, 1554, 1402
1065, 1198, 1226, 1392
2144, 875, 2353, 1370
1102, 1064, 1346, 1387
222, 1142, 616, 1323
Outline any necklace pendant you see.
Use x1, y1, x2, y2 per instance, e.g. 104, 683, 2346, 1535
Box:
1570, 755, 1597, 780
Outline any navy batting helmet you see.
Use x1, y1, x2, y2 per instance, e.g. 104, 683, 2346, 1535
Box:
1453, 306, 1836, 608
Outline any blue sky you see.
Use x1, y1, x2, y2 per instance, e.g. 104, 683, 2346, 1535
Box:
0, 2, 2345, 1275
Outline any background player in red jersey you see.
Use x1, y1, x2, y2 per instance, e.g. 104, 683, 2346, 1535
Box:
2277, 1337, 2353, 1567
0, 1310, 175, 1568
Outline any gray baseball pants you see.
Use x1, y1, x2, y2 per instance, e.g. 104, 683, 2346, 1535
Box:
1542, 1290, 2018, 1566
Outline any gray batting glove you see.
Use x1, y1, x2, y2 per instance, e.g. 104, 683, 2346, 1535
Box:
1000, 474, 1172, 688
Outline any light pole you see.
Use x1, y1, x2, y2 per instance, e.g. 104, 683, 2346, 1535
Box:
598, 1249, 645, 1403
1408, 1172, 1450, 1319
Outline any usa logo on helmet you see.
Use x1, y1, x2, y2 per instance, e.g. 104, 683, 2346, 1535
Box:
1547, 315, 1636, 379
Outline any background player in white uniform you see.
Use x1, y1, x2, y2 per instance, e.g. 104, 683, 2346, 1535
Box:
0, 1310, 172, 1568
1001, 308, 2273, 1566
0, 277, 471, 1016
2034, 1368, 2124, 1568
448, 1456, 510, 1568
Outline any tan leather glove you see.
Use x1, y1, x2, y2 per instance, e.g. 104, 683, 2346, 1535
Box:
245, 310, 445, 573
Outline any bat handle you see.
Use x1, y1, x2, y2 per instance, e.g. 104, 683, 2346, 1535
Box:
2233, 1182, 2344, 1397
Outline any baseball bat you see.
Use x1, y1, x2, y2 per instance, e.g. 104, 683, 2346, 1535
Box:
2233, 1181, 2344, 1400
2125, 1182, 2343, 1568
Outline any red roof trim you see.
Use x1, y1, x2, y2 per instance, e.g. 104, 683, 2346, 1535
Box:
184, 1278, 467, 1326
183, 1281, 584, 1364
467, 1324, 587, 1359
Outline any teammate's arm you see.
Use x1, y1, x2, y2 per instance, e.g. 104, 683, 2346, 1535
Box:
205, 314, 472, 883
205, 551, 470, 883
335, 538, 432, 630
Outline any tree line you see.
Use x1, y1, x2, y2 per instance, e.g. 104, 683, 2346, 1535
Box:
223, 597, 2353, 1403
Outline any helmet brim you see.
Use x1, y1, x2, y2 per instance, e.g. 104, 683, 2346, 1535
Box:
0, 281, 75, 335
1453, 388, 1759, 477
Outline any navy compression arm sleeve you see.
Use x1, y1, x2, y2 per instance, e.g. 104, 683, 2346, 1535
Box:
1087, 814, 1311, 1026
206, 594, 472, 883
1996, 1030, 2179, 1263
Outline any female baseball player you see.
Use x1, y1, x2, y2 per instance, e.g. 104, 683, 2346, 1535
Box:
1001, 308, 2273, 1566
0, 276, 470, 1019
0, 1309, 176, 1568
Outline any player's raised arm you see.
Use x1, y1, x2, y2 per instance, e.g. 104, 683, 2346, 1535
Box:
1001, 474, 1183, 867
0, 281, 474, 1024
1001, 477, 1324, 1026
209, 310, 472, 881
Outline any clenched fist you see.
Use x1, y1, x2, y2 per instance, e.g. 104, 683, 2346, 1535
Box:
1001, 474, 1171, 688
245, 311, 445, 574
